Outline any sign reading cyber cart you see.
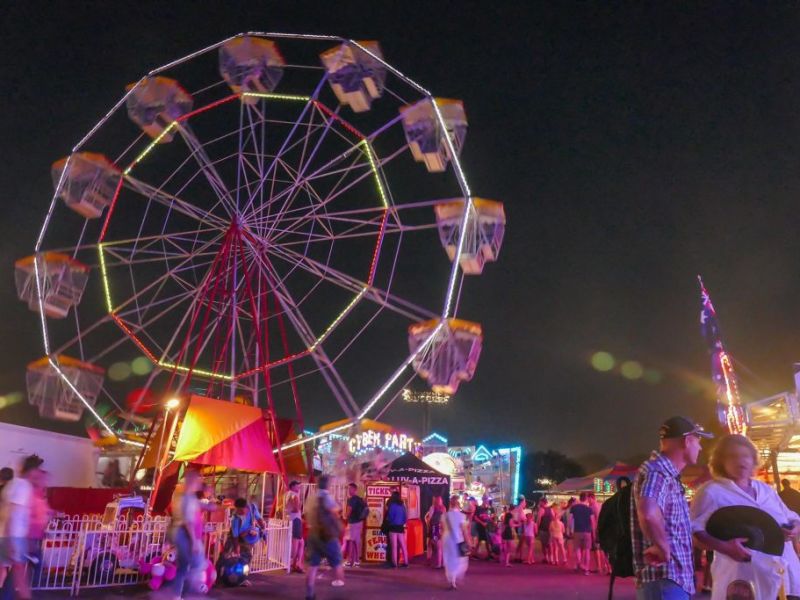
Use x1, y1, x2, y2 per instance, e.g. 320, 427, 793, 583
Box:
348, 429, 418, 455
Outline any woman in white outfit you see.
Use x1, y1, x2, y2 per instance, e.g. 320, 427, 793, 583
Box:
691, 434, 800, 600
442, 495, 471, 589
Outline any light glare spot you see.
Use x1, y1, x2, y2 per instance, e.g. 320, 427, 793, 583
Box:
590, 351, 615, 372
130, 357, 153, 376
108, 362, 131, 382
621, 361, 644, 380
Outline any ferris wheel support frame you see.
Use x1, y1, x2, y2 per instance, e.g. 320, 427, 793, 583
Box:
31, 31, 477, 452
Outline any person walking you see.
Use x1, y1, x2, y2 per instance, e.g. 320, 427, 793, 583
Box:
537, 497, 555, 564
780, 479, 800, 516
511, 495, 527, 562
522, 512, 536, 564
165, 469, 205, 599
0, 454, 44, 600
442, 495, 470, 589
425, 495, 446, 569
691, 434, 800, 600
587, 492, 610, 575
631, 416, 712, 600
285, 480, 305, 573
344, 483, 367, 567
549, 505, 567, 566
386, 491, 409, 568
500, 507, 517, 567
569, 492, 596, 575
305, 475, 344, 600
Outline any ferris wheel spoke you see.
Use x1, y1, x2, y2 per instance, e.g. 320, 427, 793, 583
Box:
267, 243, 435, 322
255, 257, 359, 417
175, 123, 238, 217
258, 106, 343, 242
239, 73, 330, 223
123, 176, 230, 229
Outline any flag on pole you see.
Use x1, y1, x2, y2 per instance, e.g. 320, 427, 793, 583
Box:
698, 276, 745, 435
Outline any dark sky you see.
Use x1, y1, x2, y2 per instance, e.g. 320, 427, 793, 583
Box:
3, 2, 800, 462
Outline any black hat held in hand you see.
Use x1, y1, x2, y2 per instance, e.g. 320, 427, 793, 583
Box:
706, 506, 785, 557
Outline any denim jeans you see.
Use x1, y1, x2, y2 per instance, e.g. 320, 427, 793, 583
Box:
636, 579, 691, 600
167, 526, 202, 596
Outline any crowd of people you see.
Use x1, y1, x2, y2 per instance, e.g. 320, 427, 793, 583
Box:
6, 413, 800, 599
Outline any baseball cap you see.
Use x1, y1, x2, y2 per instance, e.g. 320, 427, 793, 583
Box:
659, 416, 714, 440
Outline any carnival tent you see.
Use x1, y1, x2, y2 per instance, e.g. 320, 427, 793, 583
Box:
553, 462, 638, 493
172, 395, 280, 473
388, 451, 450, 535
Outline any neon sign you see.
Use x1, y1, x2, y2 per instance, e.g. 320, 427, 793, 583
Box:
347, 429, 418, 455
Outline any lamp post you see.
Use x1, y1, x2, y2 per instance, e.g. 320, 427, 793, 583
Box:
402, 388, 450, 436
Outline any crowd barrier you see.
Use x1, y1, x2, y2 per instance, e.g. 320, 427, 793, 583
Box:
28, 514, 290, 596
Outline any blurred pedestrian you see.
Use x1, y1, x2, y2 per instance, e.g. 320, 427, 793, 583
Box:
305, 475, 344, 600
0, 454, 44, 600
500, 506, 517, 566
165, 469, 205, 598
442, 495, 470, 589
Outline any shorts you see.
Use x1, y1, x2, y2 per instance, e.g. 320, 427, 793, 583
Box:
0, 537, 28, 565
347, 521, 363, 541
307, 537, 342, 568
291, 517, 303, 540
430, 524, 442, 541
537, 531, 550, 546
574, 531, 592, 551
387, 525, 405, 534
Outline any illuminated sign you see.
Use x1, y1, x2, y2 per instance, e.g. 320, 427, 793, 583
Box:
347, 429, 418, 455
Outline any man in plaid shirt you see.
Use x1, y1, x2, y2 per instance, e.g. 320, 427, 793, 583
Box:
631, 416, 713, 599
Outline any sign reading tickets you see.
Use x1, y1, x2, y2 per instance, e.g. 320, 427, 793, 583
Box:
365, 528, 388, 562
348, 429, 418, 454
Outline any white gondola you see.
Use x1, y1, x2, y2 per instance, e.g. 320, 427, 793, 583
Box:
320, 41, 386, 112
51, 152, 120, 219
125, 76, 193, 141
408, 319, 483, 394
26, 356, 104, 422
400, 98, 467, 172
14, 253, 90, 319
434, 198, 506, 275
219, 36, 285, 104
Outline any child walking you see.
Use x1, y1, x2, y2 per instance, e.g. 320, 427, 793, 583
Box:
522, 512, 536, 564
548, 506, 567, 566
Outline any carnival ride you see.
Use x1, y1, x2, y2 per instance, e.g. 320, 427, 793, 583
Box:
16, 32, 506, 482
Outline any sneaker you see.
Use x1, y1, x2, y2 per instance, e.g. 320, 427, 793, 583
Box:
344, 561, 353, 568
353, 561, 361, 567
332, 579, 345, 587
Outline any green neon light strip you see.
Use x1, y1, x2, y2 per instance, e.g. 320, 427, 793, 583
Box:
360, 140, 388, 208
97, 244, 113, 313
242, 92, 311, 102
157, 361, 234, 381
309, 287, 367, 352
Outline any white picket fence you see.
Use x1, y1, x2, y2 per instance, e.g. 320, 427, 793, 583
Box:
28, 515, 290, 596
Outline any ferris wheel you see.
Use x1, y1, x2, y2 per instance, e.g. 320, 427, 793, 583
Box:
15, 32, 506, 453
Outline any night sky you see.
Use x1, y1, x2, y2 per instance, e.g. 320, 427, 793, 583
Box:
3, 2, 800, 463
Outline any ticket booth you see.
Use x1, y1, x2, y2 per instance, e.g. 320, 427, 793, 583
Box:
363, 481, 421, 563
